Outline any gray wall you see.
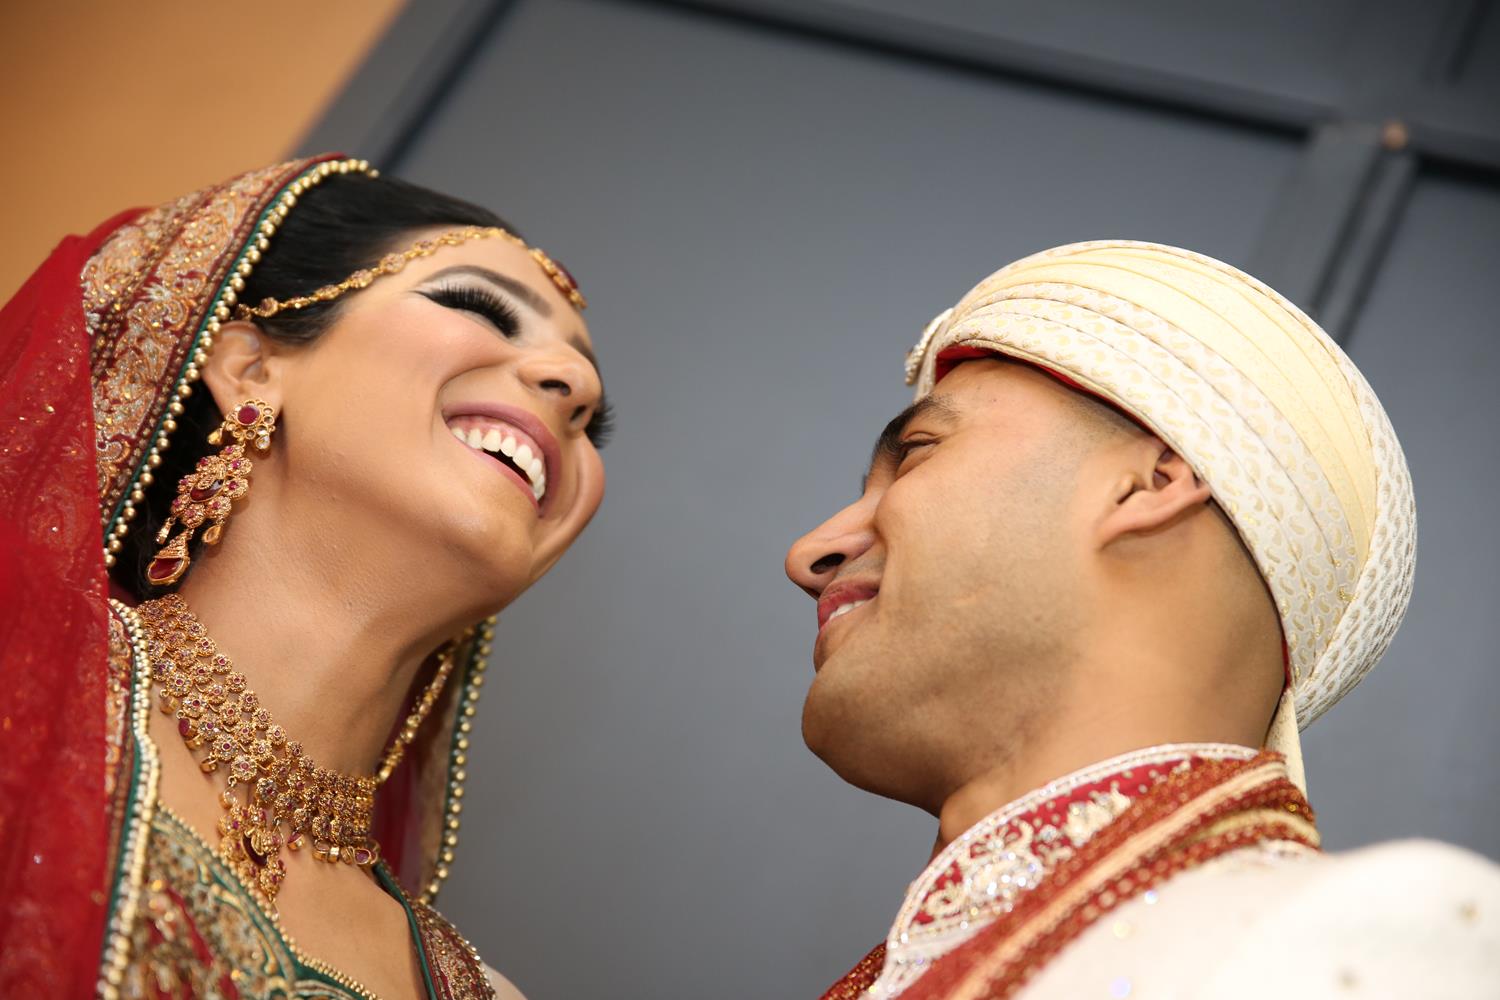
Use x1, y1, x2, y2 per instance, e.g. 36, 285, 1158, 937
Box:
1301, 165, 1500, 851
306, 1, 1500, 996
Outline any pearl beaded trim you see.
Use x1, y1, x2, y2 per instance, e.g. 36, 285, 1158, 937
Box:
102, 158, 375, 571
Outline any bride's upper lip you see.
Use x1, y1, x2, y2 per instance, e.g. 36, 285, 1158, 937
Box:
441, 401, 564, 504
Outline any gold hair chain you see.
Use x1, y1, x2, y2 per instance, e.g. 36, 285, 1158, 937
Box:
233, 225, 586, 320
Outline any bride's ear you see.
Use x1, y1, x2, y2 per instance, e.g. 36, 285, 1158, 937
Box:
200, 321, 285, 414
1097, 440, 1211, 546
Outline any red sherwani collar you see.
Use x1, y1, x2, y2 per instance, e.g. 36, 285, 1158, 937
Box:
821, 743, 1274, 999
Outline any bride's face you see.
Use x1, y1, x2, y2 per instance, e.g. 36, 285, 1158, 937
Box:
232, 230, 608, 609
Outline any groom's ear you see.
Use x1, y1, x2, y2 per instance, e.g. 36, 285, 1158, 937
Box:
1097, 440, 1211, 546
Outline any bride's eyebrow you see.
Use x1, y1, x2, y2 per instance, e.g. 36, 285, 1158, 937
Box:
423, 264, 553, 317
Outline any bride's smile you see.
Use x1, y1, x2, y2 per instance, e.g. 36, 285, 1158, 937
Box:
446, 406, 559, 509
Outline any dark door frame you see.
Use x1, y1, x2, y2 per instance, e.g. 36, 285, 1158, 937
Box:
299, 0, 1498, 342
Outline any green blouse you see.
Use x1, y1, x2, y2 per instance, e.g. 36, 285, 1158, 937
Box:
122, 808, 484, 1000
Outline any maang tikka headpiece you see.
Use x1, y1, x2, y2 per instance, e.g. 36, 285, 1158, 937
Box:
233, 225, 587, 320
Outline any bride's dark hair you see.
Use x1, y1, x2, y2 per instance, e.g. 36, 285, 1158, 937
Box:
239, 173, 511, 343
111, 174, 511, 599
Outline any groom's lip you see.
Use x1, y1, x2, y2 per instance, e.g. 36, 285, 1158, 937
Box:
816, 581, 880, 630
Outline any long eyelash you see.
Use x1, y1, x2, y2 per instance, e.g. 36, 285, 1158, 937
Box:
586, 396, 616, 448
424, 283, 522, 337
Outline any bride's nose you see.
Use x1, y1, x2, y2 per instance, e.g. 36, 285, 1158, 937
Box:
518, 342, 602, 434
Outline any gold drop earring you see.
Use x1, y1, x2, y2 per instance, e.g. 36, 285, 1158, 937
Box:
147, 400, 276, 586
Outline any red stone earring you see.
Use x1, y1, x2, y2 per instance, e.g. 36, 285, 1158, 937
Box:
147, 400, 276, 586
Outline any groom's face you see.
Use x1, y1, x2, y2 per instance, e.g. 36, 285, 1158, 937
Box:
784, 359, 1094, 811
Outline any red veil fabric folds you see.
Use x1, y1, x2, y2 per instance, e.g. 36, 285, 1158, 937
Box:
0, 158, 491, 995
0, 210, 140, 996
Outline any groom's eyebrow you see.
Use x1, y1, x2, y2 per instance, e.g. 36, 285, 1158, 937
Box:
862, 395, 958, 490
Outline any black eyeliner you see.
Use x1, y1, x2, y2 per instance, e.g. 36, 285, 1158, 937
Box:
423, 283, 522, 338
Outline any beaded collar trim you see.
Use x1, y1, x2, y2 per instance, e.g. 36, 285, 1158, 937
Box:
871, 743, 1257, 998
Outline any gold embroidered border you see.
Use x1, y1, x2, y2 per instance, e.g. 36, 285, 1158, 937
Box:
97, 601, 162, 999
926, 756, 1316, 1000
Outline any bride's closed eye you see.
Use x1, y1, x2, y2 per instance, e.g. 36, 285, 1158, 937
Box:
423, 283, 522, 338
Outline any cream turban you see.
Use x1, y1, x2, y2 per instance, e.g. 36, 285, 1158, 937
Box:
905, 240, 1416, 788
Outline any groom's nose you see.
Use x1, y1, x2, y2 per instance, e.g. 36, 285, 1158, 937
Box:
785, 495, 878, 599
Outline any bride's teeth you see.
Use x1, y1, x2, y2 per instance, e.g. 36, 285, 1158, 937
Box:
451, 422, 547, 495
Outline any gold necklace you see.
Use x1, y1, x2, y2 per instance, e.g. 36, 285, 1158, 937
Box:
138, 594, 460, 905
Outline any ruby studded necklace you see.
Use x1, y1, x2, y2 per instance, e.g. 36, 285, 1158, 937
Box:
138, 594, 458, 906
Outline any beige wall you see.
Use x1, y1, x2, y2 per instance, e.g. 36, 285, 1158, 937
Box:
0, 1, 405, 300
